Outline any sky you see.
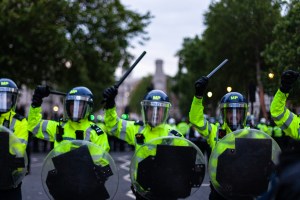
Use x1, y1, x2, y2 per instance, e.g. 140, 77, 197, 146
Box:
118, 0, 212, 79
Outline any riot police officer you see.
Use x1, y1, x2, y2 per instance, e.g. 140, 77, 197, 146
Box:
103, 87, 183, 199
257, 118, 270, 135
270, 70, 300, 140
28, 86, 110, 150
177, 117, 190, 137
0, 78, 28, 200
189, 76, 249, 200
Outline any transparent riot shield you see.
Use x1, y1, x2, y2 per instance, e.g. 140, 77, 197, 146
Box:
130, 136, 206, 200
41, 140, 118, 200
209, 128, 281, 200
0, 126, 28, 189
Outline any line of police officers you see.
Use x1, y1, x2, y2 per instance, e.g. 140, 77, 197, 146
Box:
1, 69, 300, 199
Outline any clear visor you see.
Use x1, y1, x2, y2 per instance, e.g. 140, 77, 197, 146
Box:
0, 89, 18, 113
221, 107, 246, 131
65, 96, 91, 122
141, 101, 171, 127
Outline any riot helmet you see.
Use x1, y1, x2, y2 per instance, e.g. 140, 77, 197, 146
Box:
0, 78, 19, 113
168, 118, 176, 125
64, 87, 93, 122
219, 92, 248, 131
141, 90, 171, 127
260, 118, 266, 124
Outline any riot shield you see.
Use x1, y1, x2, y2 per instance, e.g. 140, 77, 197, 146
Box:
41, 140, 118, 200
209, 128, 281, 200
0, 125, 28, 189
130, 136, 206, 200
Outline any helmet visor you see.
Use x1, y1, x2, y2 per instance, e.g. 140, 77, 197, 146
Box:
221, 106, 246, 131
0, 88, 18, 113
65, 96, 90, 122
141, 101, 170, 127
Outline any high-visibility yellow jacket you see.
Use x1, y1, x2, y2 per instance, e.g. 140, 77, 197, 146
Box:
189, 97, 235, 149
270, 89, 300, 140
273, 126, 283, 137
28, 106, 110, 152
257, 123, 270, 135
104, 106, 184, 154
0, 110, 28, 154
177, 122, 190, 136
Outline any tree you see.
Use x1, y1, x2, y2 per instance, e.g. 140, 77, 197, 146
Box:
263, 0, 300, 102
174, 0, 283, 119
0, 0, 152, 109
204, 0, 283, 118
173, 36, 209, 115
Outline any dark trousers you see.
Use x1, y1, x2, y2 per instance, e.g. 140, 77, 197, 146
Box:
0, 183, 22, 200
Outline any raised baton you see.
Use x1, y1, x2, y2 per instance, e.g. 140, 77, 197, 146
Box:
206, 59, 228, 78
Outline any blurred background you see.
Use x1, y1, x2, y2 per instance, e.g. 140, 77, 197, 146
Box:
1, 0, 300, 129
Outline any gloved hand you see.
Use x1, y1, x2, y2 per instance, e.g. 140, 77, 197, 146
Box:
31, 85, 51, 108
102, 86, 118, 109
280, 70, 299, 93
194, 76, 209, 97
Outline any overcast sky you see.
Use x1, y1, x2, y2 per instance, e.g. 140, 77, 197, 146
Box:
118, 0, 212, 79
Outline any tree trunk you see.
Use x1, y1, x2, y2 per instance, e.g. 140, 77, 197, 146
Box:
256, 60, 268, 120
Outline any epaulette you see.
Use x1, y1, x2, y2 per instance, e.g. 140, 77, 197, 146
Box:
170, 129, 182, 137
218, 129, 226, 139
134, 120, 144, 126
135, 133, 145, 145
91, 124, 104, 136
13, 113, 25, 121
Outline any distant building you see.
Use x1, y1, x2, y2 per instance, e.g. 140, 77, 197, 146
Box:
153, 59, 166, 92
152, 59, 181, 120
114, 69, 140, 120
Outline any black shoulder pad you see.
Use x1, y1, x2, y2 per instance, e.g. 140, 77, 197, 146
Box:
218, 129, 226, 139
134, 120, 144, 126
91, 124, 104, 136
170, 129, 182, 137
13, 113, 25, 121
135, 133, 145, 145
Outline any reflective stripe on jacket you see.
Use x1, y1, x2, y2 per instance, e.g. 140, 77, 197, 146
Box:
0, 110, 28, 154
189, 96, 233, 149
104, 106, 184, 154
28, 106, 110, 151
270, 89, 300, 140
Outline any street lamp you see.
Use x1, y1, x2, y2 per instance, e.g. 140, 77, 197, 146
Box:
207, 91, 213, 98
53, 105, 59, 112
65, 61, 72, 69
268, 72, 274, 79
227, 86, 232, 93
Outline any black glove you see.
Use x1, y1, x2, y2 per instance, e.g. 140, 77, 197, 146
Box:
280, 70, 299, 93
103, 86, 118, 109
194, 76, 209, 97
31, 85, 51, 108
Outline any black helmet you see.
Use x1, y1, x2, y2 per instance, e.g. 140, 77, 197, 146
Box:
220, 92, 248, 131
0, 78, 19, 113
64, 86, 93, 122
141, 90, 171, 127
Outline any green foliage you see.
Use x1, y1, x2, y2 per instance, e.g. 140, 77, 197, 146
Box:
203, 0, 281, 93
174, 0, 282, 115
173, 36, 208, 115
263, 0, 300, 100
0, 0, 152, 109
